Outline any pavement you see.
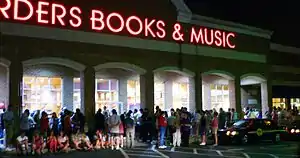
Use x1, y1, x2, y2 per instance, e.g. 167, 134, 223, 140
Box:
0, 141, 299, 158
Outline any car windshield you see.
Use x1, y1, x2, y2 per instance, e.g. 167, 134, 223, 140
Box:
232, 120, 249, 127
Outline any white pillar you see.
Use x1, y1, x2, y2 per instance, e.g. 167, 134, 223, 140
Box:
228, 80, 236, 109
188, 77, 195, 112
118, 78, 128, 113
164, 80, 173, 111
62, 76, 74, 111
261, 81, 269, 118
202, 81, 211, 111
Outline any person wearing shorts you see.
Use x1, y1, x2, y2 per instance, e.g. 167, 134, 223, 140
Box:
199, 111, 208, 146
211, 112, 219, 146
108, 109, 121, 150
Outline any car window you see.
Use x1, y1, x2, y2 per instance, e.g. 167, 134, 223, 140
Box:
233, 120, 249, 128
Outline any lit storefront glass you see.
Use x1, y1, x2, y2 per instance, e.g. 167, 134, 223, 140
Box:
291, 98, 300, 109
172, 82, 189, 110
22, 77, 62, 114
154, 82, 164, 110
95, 79, 119, 113
210, 84, 229, 111
272, 98, 286, 109
127, 80, 140, 111
73, 78, 81, 111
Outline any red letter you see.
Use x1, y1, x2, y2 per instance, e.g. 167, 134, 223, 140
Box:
36, 1, 49, 24
126, 16, 143, 35
106, 12, 124, 33
90, 10, 104, 31
14, 0, 33, 21
156, 20, 166, 39
69, 7, 82, 28
190, 27, 204, 44
204, 28, 213, 45
51, 3, 66, 26
214, 30, 222, 47
0, 0, 11, 19
145, 18, 156, 37
226, 33, 236, 48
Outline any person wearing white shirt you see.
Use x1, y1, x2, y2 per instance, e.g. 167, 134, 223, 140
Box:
16, 131, 29, 155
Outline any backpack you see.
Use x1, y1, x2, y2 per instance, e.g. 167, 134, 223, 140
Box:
125, 118, 134, 129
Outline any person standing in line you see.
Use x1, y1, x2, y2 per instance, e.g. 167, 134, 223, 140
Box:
124, 113, 135, 148
180, 112, 191, 147
3, 105, 14, 149
20, 110, 30, 137
211, 112, 219, 146
173, 111, 181, 147
167, 110, 176, 145
199, 111, 208, 146
157, 111, 167, 149
107, 109, 121, 150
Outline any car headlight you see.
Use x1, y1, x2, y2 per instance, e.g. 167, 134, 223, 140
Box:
296, 129, 300, 133
291, 129, 295, 133
226, 131, 231, 136
231, 131, 237, 136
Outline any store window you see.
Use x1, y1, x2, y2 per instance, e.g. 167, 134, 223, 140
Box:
290, 98, 300, 109
272, 98, 286, 109
95, 79, 119, 113
210, 84, 229, 110
127, 80, 140, 111
22, 77, 62, 114
154, 82, 164, 110
73, 78, 81, 111
173, 82, 189, 110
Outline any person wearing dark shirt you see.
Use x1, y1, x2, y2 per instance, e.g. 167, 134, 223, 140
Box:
199, 111, 209, 146
180, 112, 191, 147
95, 109, 105, 131
141, 109, 152, 142
218, 108, 226, 129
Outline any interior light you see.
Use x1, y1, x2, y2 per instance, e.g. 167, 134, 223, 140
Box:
291, 129, 295, 133
295, 129, 299, 133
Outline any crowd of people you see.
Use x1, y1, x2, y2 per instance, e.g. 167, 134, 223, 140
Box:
0, 104, 299, 156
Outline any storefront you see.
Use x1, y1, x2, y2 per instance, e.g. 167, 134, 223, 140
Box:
0, 0, 276, 124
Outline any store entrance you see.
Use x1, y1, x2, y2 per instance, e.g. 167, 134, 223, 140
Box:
95, 68, 141, 115
154, 70, 191, 112
202, 73, 234, 111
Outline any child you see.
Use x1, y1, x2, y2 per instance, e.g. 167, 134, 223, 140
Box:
16, 131, 29, 156
124, 113, 135, 148
47, 130, 57, 153
211, 112, 219, 146
57, 131, 69, 153
94, 130, 104, 149
32, 130, 45, 155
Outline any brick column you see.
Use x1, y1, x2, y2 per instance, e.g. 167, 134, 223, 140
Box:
9, 58, 23, 133
228, 80, 236, 109
140, 72, 154, 113
81, 66, 95, 131
62, 76, 74, 111
190, 74, 201, 111
234, 77, 242, 114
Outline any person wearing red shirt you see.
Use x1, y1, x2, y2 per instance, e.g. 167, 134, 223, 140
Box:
40, 112, 49, 138
158, 111, 167, 149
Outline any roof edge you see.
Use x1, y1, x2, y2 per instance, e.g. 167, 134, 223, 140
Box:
271, 43, 300, 54
170, 0, 273, 39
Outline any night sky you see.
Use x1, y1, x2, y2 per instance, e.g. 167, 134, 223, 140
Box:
185, 0, 300, 47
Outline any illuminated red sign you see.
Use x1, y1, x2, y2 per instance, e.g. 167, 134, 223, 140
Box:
0, 0, 236, 49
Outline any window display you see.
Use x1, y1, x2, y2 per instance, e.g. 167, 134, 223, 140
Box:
95, 79, 119, 113
127, 80, 140, 111
73, 78, 81, 111
173, 82, 189, 111
272, 98, 286, 109
22, 77, 62, 114
290, 98, 300, 109
154, 82, 164, 110
210, 84, 229, 110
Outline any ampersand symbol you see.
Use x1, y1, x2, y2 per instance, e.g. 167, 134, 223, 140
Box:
172, 23, 184, 42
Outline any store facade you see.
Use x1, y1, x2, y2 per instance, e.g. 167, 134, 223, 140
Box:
0, 0, 275, 125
